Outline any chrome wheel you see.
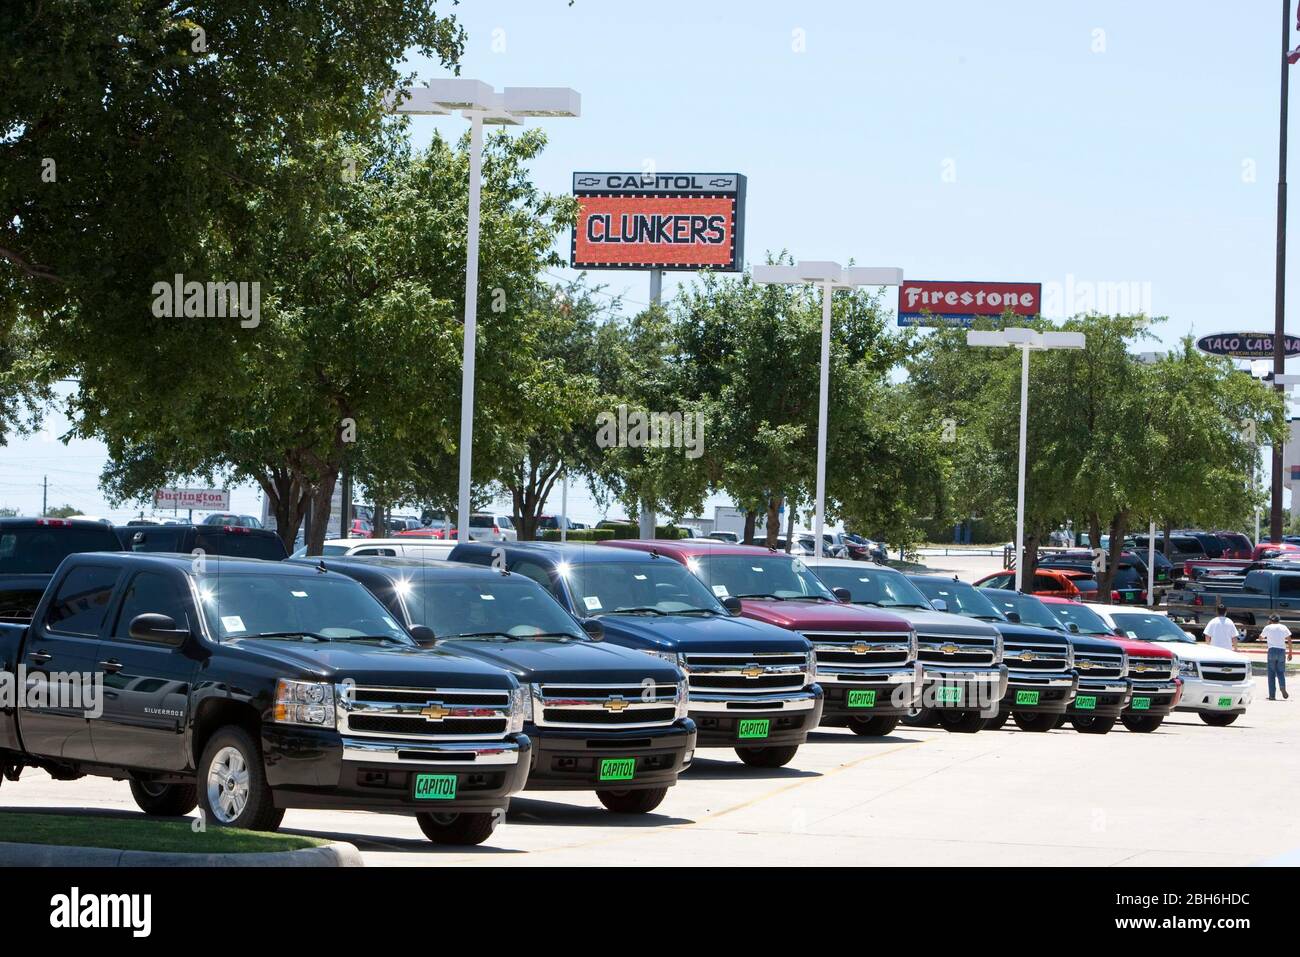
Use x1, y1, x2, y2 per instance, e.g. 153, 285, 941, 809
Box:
206, 745, 250, 823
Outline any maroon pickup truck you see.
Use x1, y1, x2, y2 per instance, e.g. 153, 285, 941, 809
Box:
601, 540, 918, 736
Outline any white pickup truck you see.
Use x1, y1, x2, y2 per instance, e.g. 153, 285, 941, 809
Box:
1092, 604, 1253, 727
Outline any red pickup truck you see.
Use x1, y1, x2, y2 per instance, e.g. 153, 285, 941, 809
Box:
600, 540, 919, 736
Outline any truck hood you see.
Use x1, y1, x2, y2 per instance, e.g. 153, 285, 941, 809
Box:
740, 598, 912, 634
599, 612, 811, 654
434, 637, 680, 684
1136, 640, 1249, 664
885, 608, 1001, 638
1101, 636, 1174, 659
225, 638, 518, 688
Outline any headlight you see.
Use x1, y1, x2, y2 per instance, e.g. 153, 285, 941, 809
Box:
805, 650, 817, 685
674, 679, 690, 719
642, 648, 683, 670
274, 679, 336, 728
1178, 658, 1199, 678
1118, 652, 1129, 678
994, 634, 1004, 662
508, 684, 529, 733
1065, 644, 1075, 670
908, 630, 919, 661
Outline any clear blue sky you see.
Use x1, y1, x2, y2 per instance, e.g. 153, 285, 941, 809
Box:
4, 0, 1296, 521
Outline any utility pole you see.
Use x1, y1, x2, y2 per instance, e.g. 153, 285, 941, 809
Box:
1273, 0, 1293, 543
41, 476, 47, 517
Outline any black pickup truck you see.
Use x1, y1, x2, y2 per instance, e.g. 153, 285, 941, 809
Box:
0, 517, 121, 622
0, 553, 532, 845
115, 523, 288, 561
309, 556, 696, 814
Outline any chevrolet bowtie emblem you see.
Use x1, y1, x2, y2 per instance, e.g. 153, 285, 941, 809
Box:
603, 696, 630, 712
419, 704, 450, 721
741, 666, 765, 678
1018, 650, 1037, 662
1078, 660, 1094, 670
851, 642, 873, 655
1134, 663, 1149, 673
939, 643, 960, 656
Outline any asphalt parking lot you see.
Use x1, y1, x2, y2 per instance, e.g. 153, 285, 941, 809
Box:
3, 674, 1293, 867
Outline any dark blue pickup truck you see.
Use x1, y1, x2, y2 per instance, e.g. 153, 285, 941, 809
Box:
307, 556, 696, 814
450, 542, 823, 768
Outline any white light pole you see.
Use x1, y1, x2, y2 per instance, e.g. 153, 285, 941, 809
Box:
393, 80, 580, 542
753, 261, 904, 558
967, 327, 1086, 591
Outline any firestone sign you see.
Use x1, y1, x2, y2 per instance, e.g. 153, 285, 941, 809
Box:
571, 172, 746, 271
898, 280, 1042, 327
1195, 331, 1300, 359
154, 488, 230, 510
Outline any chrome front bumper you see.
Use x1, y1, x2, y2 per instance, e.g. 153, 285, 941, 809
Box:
340, 736, 524, 766
688, 688, 821, 714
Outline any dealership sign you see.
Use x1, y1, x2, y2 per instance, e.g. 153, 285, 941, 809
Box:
898, 280, 1042, 327
1195, 331, 1300, 359
154, 488, 230, 510
571, 172, 746, 271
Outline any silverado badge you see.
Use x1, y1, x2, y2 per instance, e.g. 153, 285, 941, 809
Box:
419, 704, 450, 721
603, 696, 630, 712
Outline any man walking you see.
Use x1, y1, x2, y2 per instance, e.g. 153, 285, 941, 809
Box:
1203, 604, 1240, 652
1260, 613, 1293, 700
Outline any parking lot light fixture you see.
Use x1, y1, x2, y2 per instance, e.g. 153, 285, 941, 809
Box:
753, 261, 904, 559
965, 327, 1086, 591
392, 80, 580, 542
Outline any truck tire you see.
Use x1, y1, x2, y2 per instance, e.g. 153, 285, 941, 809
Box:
735, 744, 800, 767
1012, 712, 1058, 732
1121, 714, 1164, 733
1053, 714, 1068, 729
1199, 712, 1239, 727
982, 710, 1010, 730
902, 708, 938, 728
129, 778, 198, 817
416, 811, 499, 845
1070, 715, 1116, 734
595, 786, 669, 814
197, 726, 284, 832
936, 711, 985, 733
848, 715, 900, 736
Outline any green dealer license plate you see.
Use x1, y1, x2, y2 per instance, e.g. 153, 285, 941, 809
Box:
847, 689, 877, 708
413, 774, 457, 800
1131, 696, 1151, 711
599, 758, 636, 782
1217, 696, 1234, 708
1075, 695, 1097, 710
738, 718, 770, 739
1015, 690, 1040, 706
936, 687, 963, 705
1122, 591, 1136, 601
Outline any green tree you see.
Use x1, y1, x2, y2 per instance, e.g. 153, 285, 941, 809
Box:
45, 504, 80, 518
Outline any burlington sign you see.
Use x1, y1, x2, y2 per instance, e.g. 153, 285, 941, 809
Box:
571, 172, 746, 271
898, 280, 1042, 327
1195, 331, 1300, 359
154, 488, 230, 510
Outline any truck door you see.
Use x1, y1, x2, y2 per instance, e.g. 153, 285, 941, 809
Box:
21, 563, 121, 761
91, 569, 199, 771
1275, 574, 1300, 629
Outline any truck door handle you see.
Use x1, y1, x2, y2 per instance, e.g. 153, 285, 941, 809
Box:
27, 651, 52, 665
98, 659, 123, 674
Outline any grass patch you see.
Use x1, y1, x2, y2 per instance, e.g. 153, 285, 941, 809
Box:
0, 812, 326, 854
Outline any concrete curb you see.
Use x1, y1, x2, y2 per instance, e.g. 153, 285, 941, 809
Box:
0, 840, 363, 867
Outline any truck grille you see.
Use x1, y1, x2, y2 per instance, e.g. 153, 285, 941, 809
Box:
534, 682, 680, 729
1073, 651, 1126, 680
682, 652, 807, 695
916, 634, 998, 668
338, 686, 512, 741
1128, 655, 1174, 681
805, 632, 912, 668
1003, 639, 1071, 672
1201, 661, 1249, 683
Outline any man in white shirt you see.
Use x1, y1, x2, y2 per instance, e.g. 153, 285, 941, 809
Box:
1202, 605, 1239, 652
1260, 613, 1292, 701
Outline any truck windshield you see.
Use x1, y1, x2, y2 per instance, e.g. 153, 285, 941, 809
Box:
690, 555, 836, 601
984, 591, 1066, 630
0, 525, 120, 574
399, 576, 583, 640
1108, 612, 1194, 643
562, 560, 725, 616
197, 572, 413, 644
911, 578, 1005, 621
1046, 601, 1113, 635
193, 532, 287, 561
810, 565, 931, 609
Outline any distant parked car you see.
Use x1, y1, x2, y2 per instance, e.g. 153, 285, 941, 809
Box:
470, 513, 517, 542
201, 512, 263, 528
117, 523, 287, 561
975, 568, 1098, 601
1131, 534, 1207, 565
289, 537, 456, 560
706, 531, 739, 543
1212, 531, 1254, 560
1036, 554, 1145, 604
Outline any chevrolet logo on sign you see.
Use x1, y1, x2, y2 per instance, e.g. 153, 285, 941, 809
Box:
419, 704, 450, 722
603, 696, 630, 712
741, 666, 765, 678
939, 643, 960, 656
851, 642, 874, 655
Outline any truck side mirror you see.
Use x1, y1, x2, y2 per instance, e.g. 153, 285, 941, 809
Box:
721, 596, 743, 615
1005, 611, 1021, 623
408, 624, 438, 648
581, 618, 605, 641
929, 598, 947, 613
1067, 622, 1080, 633
128, 613, 190, 647
831, 587, 852, 602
